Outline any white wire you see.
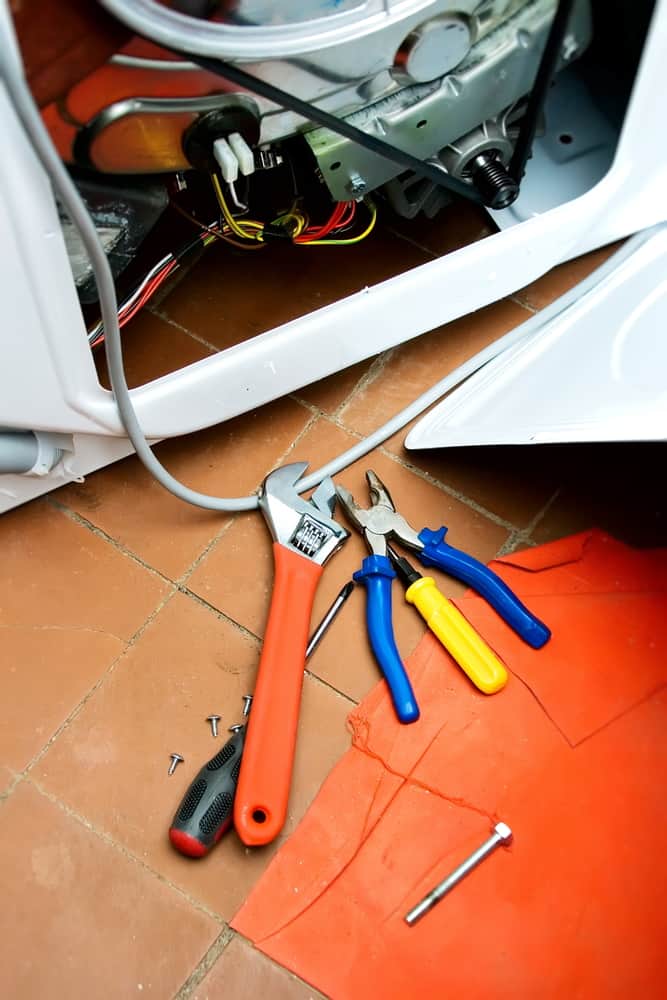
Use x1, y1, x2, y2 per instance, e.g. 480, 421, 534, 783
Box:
88, 252, 174, 344
0, 40, 656, 512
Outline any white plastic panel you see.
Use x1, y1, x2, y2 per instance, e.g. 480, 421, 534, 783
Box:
405, 224, 667, 448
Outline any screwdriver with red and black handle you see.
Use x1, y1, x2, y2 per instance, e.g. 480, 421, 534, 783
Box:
169, 580, 355, 858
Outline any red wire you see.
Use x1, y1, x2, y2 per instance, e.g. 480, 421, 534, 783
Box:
119, 261, 178, 326
296, 201, 349, 243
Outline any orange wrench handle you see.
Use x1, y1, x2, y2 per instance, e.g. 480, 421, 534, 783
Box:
234, 542, 323, 845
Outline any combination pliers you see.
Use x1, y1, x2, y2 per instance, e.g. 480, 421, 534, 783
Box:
336, 471, 551, 724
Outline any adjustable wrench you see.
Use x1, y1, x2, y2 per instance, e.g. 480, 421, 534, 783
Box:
234, 462, 348, 846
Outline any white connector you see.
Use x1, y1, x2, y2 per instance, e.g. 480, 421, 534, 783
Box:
212, 137, 238, 184
228, 132, 255, 176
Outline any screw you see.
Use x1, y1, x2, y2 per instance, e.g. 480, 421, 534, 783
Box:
242, 695, 253, 717
405, 821, 513, 925
347, 172, 367, 198
168, 753, 184, 776
206, 714, 221, 737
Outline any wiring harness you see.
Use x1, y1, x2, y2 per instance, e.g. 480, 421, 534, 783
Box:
210, 174, 376, 248
88, 175, 377, 344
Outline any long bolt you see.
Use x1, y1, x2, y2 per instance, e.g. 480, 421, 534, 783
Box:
405, 821, 513, 925
168, 753, 184, 776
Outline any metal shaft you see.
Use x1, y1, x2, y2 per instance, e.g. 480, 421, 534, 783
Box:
405, 822, 512, 925
305, 580, 355, 659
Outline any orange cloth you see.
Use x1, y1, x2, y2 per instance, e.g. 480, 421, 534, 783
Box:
233, 531, 667, 999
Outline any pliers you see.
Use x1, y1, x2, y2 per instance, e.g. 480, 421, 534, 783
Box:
336, 471, 551, 722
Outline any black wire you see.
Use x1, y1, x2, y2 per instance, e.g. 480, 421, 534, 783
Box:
176, 51, 485, 206
509, 0, 578, 181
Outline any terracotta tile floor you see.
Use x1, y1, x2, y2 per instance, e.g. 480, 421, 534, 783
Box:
1, 203, 665, 999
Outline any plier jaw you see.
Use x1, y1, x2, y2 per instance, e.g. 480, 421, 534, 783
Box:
335, 471, 422, 556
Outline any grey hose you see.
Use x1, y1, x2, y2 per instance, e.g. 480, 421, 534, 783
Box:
0, 431, 38, 474
0, 45, 654, 510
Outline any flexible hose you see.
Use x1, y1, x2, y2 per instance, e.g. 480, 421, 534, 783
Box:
0, 43, 655, 511
0, 431, 38, 474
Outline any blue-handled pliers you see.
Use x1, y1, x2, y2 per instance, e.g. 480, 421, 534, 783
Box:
336, 471, 551, 725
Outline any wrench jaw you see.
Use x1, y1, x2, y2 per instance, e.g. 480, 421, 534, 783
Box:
259, 463, 348, 566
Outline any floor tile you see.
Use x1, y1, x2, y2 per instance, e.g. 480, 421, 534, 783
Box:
514, 241, 622, 311
339, 298, 530, 439
33, 592, 352, 920
0, 782, 219, 1000
294, 358, 374, 416
54, 396, 312, 580
386, 200, 495, 257
193, 418, 508, 705
0, 625, 123, 794
95, 309, 214, 390
188, 511, 273, 639
192, 935, 321, 1000
157, 225, 431, 351
0, 501, 167, 638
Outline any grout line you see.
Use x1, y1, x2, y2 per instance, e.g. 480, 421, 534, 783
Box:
508, 292, 538, 315
231, 932, 331, 1000
494, 488, 562, 556
176, 514, 238, 587
173, 927, 236, 1000
149, 305, 222, 355
26, 777, 226, 926
383, 224, 438, 259
47, 497, 176, 587
523, 487, 562, 540
375, 447, 523, 534
304, 667, 358, 708
179, 586, 262, 647
271, 406, 323, 461
173, 399, 318, 587
335, 349, 397, 422
18, 589, 178, 782
179, 587, 359, 709
495, 530, 532, 557
0, 773, 22, 804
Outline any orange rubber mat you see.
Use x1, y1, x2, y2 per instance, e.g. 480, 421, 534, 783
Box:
233, 531, 667, 998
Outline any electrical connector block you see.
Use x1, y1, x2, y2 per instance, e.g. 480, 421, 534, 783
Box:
212, 137, 238, 184
228, 132, 255, 177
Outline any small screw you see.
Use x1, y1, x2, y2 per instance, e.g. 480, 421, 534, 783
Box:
242, 695, 253, 717
347, 172, 367, 198
207, 714, 221, 737
168, 753, 184, 776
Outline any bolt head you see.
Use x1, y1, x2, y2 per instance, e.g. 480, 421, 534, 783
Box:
170, 753, 184, 762
494, 821, 513, 844
206, 715, 221, 722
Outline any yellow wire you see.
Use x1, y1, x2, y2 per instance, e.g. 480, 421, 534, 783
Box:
299, 199, 377, 246
211, 174, 265, 241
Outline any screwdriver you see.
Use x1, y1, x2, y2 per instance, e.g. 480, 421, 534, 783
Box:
387, 544, 508, 694
169, 580, 355, 858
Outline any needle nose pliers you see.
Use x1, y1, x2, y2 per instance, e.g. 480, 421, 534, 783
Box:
336, 471, 551, 723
